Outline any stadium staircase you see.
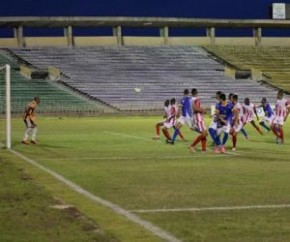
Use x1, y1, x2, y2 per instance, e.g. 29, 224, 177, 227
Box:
205, 45, 290, 94
0, 50, 115, 115
9, 46, 278, 111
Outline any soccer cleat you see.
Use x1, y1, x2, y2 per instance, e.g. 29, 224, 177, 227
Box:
221, 146, 226, 154
152, 136, 160, 140
21, 140, 29, 145
31, 140, 39, 144
166, 139, 174, 145
232, 147, 236, 151
188, 145, 196, 153
214, 147, 220, 154
275, 138, 284, 145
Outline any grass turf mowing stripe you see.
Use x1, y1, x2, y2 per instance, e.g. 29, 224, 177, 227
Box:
9, 148, 181, 242
104, 131, 241, 156
36, 153, 238, 161
132, 204, 290, 213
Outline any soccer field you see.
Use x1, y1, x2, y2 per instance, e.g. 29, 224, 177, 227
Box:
3, 115, 290, 241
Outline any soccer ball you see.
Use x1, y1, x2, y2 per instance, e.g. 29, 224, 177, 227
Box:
134, 87, 141, 93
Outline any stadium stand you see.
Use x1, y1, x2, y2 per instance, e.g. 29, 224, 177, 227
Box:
205, 45, 290, 94
9, 46, 278, 111
0, 50, 116, 115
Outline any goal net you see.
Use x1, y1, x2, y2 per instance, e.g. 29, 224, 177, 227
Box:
0, 64, 11, 149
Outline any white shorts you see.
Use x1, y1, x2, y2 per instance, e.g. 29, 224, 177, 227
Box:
272, 116, 285, 126
24, 118, 36, 128
163, 119, 177, 129
178, 115, 193, 129
217, 123, 231, 135
263, 115, 274, 124
158, 119, 166, 124
209, 121, 217, 130
233, 122, 243, 133
245, 117, 254, 123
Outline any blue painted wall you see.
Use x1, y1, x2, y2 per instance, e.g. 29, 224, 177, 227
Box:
0, 0, 280, 18
1, 0, 290, 37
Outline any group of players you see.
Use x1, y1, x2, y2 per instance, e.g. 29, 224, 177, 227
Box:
154, 89, 290, 154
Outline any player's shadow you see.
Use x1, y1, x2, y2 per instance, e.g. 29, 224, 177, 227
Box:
37, 144, 66, 149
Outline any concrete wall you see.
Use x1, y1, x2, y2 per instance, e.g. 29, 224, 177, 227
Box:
0, 38, 18, 47
74, 37, 117, 46
261, 37, 290, 46
25, 37, 67, 47
214, 37, 256, 46
123, 37, 164, 46
169, 37, 210, 45
1, 36, 290, 47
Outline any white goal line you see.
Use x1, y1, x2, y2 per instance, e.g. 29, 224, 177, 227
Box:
132, 204, 290, 213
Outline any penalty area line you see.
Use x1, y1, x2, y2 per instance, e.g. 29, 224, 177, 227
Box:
132, 204, 290, 214
37, 153, 238, 161
8, 148, 181, 242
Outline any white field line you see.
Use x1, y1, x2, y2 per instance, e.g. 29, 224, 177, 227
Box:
104, 131, 241, 156
37, 154, 235, 161
132, 204, 290, 214
9, 149, 181, 242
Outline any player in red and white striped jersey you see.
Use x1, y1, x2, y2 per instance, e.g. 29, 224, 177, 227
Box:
153, 99, 171, 139
162, 98, 185, 141
242, 97, 263, 136
188, 88, 208, 152
230, 94, 244, 151
271, 90, 290, 144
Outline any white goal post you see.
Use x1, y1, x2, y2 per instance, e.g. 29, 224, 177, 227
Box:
1, 64, 11, 149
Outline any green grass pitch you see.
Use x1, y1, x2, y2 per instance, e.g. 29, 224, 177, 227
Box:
2, 115, 290, 241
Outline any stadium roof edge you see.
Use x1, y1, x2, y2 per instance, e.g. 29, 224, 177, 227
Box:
1, 16, 290, 28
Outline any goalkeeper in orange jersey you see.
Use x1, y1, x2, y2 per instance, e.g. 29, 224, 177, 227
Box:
22, 97, 41, 145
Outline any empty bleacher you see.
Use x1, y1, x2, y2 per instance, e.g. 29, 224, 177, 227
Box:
10, 46, 278, 111
205, 45, 290, 93
0, 51, 115, 115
